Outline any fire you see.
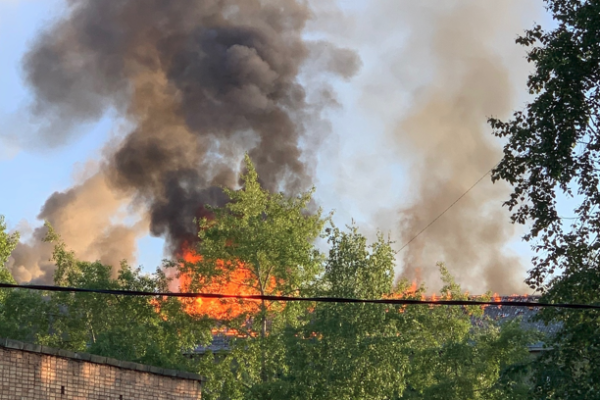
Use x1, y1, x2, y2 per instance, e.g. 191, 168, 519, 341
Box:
211, 326, 256, 338
429, 293, 437, 309
179, 247, 278, 320
492, 292, 501, 309
406, 280, 418, 295
149, 298, 167, 321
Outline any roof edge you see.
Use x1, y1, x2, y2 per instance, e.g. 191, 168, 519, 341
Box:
0, 337, 202, 382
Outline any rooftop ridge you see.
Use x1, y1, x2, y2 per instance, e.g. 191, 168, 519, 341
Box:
0, 337, 202, 382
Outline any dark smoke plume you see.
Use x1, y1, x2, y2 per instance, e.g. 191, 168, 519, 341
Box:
10, 0, 359, 281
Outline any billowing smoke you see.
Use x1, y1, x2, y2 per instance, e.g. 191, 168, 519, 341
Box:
307, 0, 540, 294
8, 0, 542, 294
349, 1, 537, 294
9, 0, 359, 282
392, 2, 535, 294
8, 171, 146, 283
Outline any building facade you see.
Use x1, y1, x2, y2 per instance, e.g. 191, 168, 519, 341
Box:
0, 338, 201, 400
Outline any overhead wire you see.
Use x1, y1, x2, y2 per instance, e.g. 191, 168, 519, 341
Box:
398, 164, 497, 252
396, 158, 594, 251
5, 166, 596, 310
0, 282, 598, 310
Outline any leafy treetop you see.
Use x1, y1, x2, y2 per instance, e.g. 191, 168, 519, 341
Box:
489, 0, 600, 291
0, 215, 18, 285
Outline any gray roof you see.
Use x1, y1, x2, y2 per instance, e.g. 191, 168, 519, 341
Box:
481, 295, 561, 336
195, 296, 559, 354
194, 335, 232, 354
480, 295, 560, 351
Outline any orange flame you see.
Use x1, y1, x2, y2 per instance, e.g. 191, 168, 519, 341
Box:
493, 292, 502, 309
149, 298, 168, 321
211, 326, 256, 338
429, 292, 438, 309
179, 246, 278, 320
406, 280, 418, 295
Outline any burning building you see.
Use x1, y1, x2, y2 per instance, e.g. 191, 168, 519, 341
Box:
192, 294, 559, 356
5, 0, 543, 296
7, 0, 360, 283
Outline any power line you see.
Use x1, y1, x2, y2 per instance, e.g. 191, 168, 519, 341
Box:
0, 282, 598, 310
399, 165, 496, 252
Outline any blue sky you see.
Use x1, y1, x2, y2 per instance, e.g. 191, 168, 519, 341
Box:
0, 0, 166, 271
0, 1, 562, 290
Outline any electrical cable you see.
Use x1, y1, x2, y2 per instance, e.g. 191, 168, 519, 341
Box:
398, 165, 497, 252
0, 282, 598, 310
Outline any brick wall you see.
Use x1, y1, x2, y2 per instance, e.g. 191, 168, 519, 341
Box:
0, 339, 201, 400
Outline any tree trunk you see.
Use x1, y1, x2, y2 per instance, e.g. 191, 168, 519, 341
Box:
255, 261, 269, 383
260, 299, 268, 382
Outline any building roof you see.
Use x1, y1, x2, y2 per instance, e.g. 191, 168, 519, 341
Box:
481, 295, 561, 337
0, 337, 202, 381
195, 296, 560, 354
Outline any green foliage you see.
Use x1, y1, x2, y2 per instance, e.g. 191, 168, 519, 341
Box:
43, 225, 212, 370
0, 218, 48, 343
0, 159, 537, 398
0, 222, 212, 372
489, 0, 600, 290
0, 287, 49, 343
0, 215, 18, 285
401, 301, 535, 400
265, 225, 407, 400
186, 154, 326, 388
529, 267, 600, 399
489, 1, 600, 397
323, 224, 396, 299
191, 154, 325, 301
203, 224, 535, 400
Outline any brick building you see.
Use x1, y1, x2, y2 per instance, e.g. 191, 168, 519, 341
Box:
0, 338, 202, 399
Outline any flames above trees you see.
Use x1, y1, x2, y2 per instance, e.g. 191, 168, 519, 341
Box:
171, 154, 323, 357
178, 245, 278, 321
0, 155, 539, 399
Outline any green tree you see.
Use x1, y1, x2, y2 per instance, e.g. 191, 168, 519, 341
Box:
0, 287, 49, 343
489, 0, 600, 292
0, 215, 18, 284
40, 223, 212, 370
0, 216, 51, 342
0, 222, 212, 372
267, 224, 407, 400
186, 154, 325, 385
255, 226, 534, 400
399, 267, 534, 400
489, 1, 600, 397
527, 268, 600, 400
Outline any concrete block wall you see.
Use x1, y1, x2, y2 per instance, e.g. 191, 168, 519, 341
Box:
0, 338, 201, 399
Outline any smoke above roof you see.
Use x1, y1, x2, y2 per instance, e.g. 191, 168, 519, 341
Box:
7, 0, 541, 294
8, 0, 359, 282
